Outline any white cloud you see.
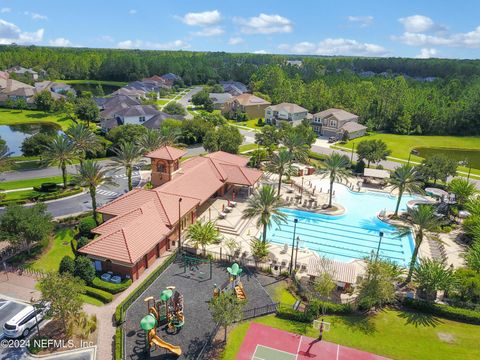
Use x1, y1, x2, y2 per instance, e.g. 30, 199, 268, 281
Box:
279, 38, 388, 56
228, 37, 244, 45
99, 35, 114, 42
129, 9, 137, 15
192, 26, 224, 37
0, 19, 44, 44
180, 10, 221, 26
399, 15, 435, 33
416, 48, 438, 58
393, 26, 480, 47
49, 38, 72, 47
24, 11, 48, 21
117, 39, 190, 50
235, 13, 293, 34
347, 15, 374, 28
0, 8, 11, 13
253, 50, 267, 54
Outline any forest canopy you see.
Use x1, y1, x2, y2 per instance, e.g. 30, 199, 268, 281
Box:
1, 45, 480, 136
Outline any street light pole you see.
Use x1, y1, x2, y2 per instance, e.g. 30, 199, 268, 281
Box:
289, 219, 298, 275
300, 177, 304, 202
178, 197, 183, 251
350, 143, 355, 164
294, 236, 300, 272
375, 231, 384, 262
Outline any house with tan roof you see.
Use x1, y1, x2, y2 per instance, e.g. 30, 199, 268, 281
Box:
78, 146, 263, 280
225, 93, 271, 119
312, 108, 367, 140
265, 102, 312, 126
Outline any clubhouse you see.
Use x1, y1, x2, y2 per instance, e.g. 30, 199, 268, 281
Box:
78, 146, 263, 280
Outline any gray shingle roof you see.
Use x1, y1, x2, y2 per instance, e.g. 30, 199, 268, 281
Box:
341, 121, 367, 132
114, 105, 160, 117
315, 108, 358, 121
268, 102, 308, 114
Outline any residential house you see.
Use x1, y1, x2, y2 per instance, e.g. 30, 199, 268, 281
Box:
225, 93, 271, 119
209, 92, 233, 110
286, 60, 303, 67
0, 78, 64, 107
0, 71, 9, 80
78, 147, 263, 280
220, 81, 248, 96
161, 73, 182, 87
312, 108, 367, 140
265, 102, 311, 126
6, 66, 40, 81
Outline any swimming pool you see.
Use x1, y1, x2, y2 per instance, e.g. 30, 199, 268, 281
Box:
266, 180, 418, 266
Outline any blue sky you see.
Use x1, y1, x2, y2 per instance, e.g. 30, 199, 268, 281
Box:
0, 0, 479, 59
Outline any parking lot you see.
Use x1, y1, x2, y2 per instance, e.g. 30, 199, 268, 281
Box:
0, 298, 27, 340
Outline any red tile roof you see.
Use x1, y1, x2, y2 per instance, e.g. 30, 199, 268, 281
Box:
79, 202, 171, 264
83, 150, 263, 265
146, 146, 187, 161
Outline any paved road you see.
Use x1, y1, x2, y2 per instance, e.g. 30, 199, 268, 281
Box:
177, 86, 203, 120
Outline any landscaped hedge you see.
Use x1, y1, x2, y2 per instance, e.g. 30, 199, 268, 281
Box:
0, 187, 83, 206
92, 277, 132, 294
115, 327, 123, 360
85, 286, 114, 303
276, 300, 353, 323
308, 151, 328, 162
403, 298, 480, 325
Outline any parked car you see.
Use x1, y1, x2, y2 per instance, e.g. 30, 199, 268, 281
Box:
328, 136, 337, 143
2, 302, 50, 338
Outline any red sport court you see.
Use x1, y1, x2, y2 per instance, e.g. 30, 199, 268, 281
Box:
236, 323, 390, 360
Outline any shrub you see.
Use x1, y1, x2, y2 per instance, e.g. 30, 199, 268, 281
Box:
403, 298, 480, 324
163, 101, 187, 116
77, 236, 91, 250
40, 182, 58, 192
27, 335, 50, 354
276, 304, 312, 322
59, 256, 75, 274
306, 299, 354, 317
115, 327, 123, 360
355, 159, 366, 173
85, 286, 113, 303
74, 256, 96, 284
78, 217, 96, 237
91, 277, 132, 294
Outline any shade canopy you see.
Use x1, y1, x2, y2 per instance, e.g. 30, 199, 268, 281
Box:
227, 263, 243, 276
140, 314, 157, 331
160, 289, 173, 301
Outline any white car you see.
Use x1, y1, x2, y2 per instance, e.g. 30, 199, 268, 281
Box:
3, 302, 50, 338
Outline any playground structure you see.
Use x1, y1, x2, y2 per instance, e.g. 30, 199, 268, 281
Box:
214, 262, 247, 300
140, 286, 184, 357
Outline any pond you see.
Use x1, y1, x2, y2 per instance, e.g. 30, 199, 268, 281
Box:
70, 83, 121, 96
0, 123, 61, 156
414, 147, 480, 169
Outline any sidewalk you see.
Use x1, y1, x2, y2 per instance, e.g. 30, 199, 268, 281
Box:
0, 271, 41, 302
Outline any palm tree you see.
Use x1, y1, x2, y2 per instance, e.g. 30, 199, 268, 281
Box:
317, 153, 350, 208
413, 258, 455, 301
242, 185, 287, 243
389, 164, 423, 216
186, 220, 222, 255
401, 205, 440, 283
65, 124, 101, 164
139, 129, 165, 154
109, 142, 143, 191
74, 160, 115, 224
0, 139, 13, 168
267, 149, 294, 196
42, 135, 77, 188
282, 131, 309, 164
448, 178, 477, 207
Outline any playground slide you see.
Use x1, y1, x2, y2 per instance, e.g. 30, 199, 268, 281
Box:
235, 285, 246, 300
151, 335, 182, 356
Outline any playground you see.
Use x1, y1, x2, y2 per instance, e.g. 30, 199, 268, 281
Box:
236, 323, 390, 360
124, 256, 274, 359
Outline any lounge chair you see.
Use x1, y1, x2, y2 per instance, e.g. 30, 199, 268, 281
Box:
224, 206, 232, 213
218, 212, 227, 219
280, 243, 288, 254
230, 201, 237, 207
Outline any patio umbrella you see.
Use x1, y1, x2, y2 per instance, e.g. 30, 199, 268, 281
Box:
140, 314, 157, 331
160, 289, 173, 301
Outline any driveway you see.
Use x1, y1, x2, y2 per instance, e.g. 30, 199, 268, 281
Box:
177, 86, 203, 108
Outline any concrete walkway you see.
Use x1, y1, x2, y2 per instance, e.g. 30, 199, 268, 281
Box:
83, 251, 175, 360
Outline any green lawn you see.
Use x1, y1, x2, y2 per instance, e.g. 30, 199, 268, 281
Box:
29, 227, 75, 272
222, 311, 480, 360
338, 133, 480, 175
0, 108, 76, 130
239, 144, 261, 153
56, 79, 128, 86
156, 99, 170, 105
2, 189, 40, 201
81, 294, 104, 306
0, 175, 69, 191
229, 119, 263, 130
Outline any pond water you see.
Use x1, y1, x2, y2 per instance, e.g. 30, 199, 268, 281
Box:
70, 83, 121, 96
0, 124, 60, 156
414, 147, 480, 169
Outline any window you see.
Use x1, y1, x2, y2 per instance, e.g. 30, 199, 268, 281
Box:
314, 117, 321, 123
139, 116, 146, 122
330, 120, 337, 127
157, 164, 165, 173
